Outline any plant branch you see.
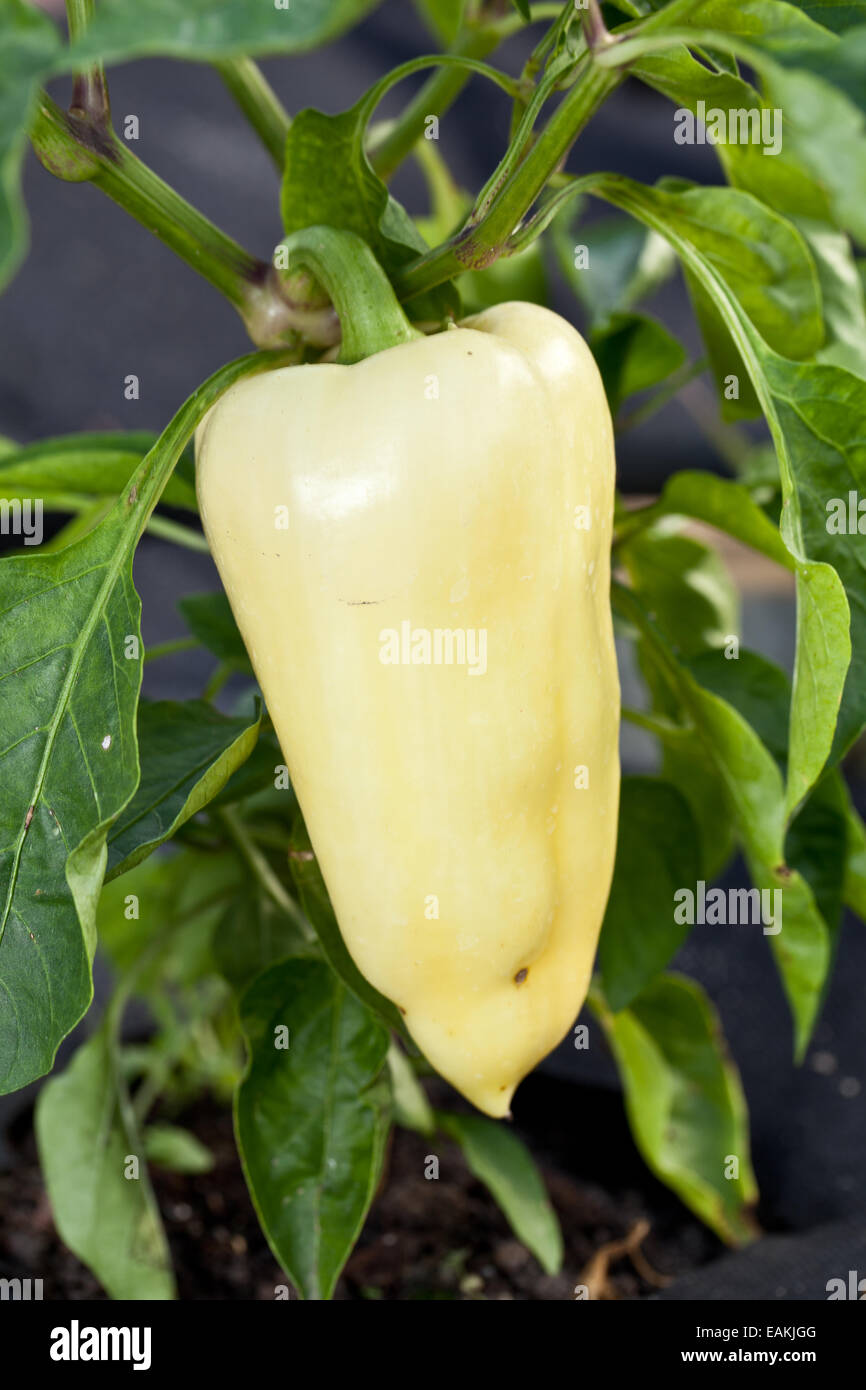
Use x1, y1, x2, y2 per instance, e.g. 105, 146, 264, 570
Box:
581, 0, 619, 55
30, 93, 336, 349
394, 60, 621, 300
215, 57, 291, 170
143, 636, 202, 664
66, 0, 108, 125
370, 25, 502, 181
216, 807, 315, 940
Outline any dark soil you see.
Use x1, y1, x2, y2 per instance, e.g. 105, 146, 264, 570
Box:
0, 1090, 718, 1301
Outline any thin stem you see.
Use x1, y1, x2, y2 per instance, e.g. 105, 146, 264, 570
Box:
143, 636, 202, 664
66, 0, 109, 125
581, 0, 619, 55
32, 93, 257, 308
370, 26, 501, 181
145, 514, 211, 552
30, 93, 331, 349
216, 807, 315, 940
203, 662, 233, 702
215, 57, 291, 169
394, 62, 621, 299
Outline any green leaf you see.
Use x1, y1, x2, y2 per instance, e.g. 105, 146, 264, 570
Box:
213, 883, 316, 993
591, 974, 758, 1246
511, 0, 532, 19
97, 847, 245, 993
61, 0, 384, 67
387, 1042, 435, 1136
785, 1, 866, 34
600, 778, 701, 1011
0, 433, 197, 511
591, 312, 687, 415
288, 822, 407, 1036
552, 209, 676, 329
177, 591, 253, 671
843, 798, 866, 922
634, 47, 833, 231
106, 699, 262, 879
796, 219, 866, 377
760, 58, 866, 244
437, 1111, 563, 1275
0, 0, 61, 292
591, 175, 853, 811
632, 471, 795, 571
280, 98, 458, 322
616, 585, 832, 1055
144, 1122, 215, 1174
624, 527, 739, 656
236, 957, 390, 1301
0, 350, 291, 1094
459, 241, 548, 314
35, 1020, 175, 1299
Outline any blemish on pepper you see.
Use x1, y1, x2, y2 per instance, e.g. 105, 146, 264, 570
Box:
514, 968, 528, 985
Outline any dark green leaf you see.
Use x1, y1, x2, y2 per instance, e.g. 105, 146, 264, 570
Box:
437, 1111, 563, 1274
97, 847, 245, 997
106, 699, 262, 879
591, 312, 687, 414
592, 974, 758, 1245
600, 778, 701, 1011
785, 1, 866, 34
288, 822, 407, 1036
214, 883, 316, 993
552, 208, 676, 329
35, 1021, 175, 1298
177, 591, 253, 671
236, 957, 390, 1300
616, 584, 832, 1055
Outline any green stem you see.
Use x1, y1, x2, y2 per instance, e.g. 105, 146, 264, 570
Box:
32, 93, 255, 307
203, 662, 233, 701
215, 57, 291, 169
370, 26, 501, 181
394, 62, 622, 299
216, 807, 315, 940
275, 227, 422, 363
66, 0, 108, 124
143, 636, 202, 664
30, 94, 330, 349
145, 513, 211, 552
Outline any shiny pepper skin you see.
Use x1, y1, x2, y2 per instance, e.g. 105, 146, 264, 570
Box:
196, 301, 620, 1116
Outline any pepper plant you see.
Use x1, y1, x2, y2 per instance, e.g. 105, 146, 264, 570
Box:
2, 0, 865, 1300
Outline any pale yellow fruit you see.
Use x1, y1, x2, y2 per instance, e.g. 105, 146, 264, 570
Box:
196, 301, 620, 1116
